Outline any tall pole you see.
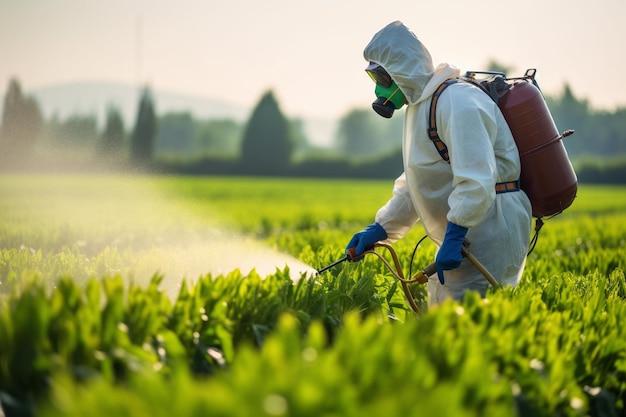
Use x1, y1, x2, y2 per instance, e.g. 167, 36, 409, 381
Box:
135, 15, 142, 91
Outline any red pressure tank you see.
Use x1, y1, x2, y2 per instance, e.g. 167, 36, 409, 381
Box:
498, 76, 578, 218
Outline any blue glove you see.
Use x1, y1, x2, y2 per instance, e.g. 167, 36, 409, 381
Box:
345, 222, 387, 261
436, 222, 468, 284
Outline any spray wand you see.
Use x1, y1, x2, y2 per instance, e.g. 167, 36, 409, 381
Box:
316, 248, 358, 275
316, 240, 497, 314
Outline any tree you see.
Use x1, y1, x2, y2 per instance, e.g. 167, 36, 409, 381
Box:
485, 59, 516, 76
52, 114, 98, 144
240, 90, 293, 174
288, 118, 310, 157
0, 78, 43, 163
98, 105, 125, 159
336, 109, 388, 158
547, 83, 592, 157
196, 118, 242, 157
130, 87, 157, 165
155, 112, 194, 154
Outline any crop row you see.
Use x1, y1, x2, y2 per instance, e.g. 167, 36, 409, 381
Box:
1, 175, 625, 416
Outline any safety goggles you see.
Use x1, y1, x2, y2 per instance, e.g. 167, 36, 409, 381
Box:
365, 62, 393, 88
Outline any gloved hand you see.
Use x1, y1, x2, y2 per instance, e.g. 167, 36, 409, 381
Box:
345, 222, 387, 261
436, 222, 468, 284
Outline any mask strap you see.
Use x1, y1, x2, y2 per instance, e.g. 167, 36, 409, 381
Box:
383, 87, 402, 105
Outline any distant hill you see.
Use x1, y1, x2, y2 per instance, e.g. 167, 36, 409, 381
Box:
0, 80, 336, 147
18, 81, 250, 123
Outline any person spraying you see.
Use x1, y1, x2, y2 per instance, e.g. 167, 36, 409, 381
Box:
345, 21, 532, 305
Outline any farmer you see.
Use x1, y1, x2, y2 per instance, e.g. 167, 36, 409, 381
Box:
345, 21, 532, 305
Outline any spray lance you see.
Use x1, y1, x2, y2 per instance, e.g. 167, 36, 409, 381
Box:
317, 240, 498, 314
317, 246, 436, 281
316, 248, 358, 275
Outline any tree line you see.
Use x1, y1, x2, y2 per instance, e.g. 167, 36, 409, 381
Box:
1, 76, 625, 183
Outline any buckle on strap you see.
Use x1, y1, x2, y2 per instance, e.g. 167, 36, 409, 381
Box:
495, 179, 520, 194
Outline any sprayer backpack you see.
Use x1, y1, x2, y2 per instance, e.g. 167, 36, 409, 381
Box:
428, 69, 578, 223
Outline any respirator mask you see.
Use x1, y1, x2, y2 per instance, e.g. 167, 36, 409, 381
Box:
365, 62, 406, 118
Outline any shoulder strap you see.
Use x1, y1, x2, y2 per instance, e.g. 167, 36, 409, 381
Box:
427, 79, 460, 163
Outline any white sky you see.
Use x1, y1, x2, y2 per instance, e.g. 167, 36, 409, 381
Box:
1, 0, 625, 120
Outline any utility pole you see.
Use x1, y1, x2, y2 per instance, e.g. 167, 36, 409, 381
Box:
135, 15, 142, 90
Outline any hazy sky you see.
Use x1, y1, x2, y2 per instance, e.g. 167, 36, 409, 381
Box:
1, 0, 625, 120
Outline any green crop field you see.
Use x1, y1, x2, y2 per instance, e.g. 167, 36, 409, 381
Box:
1, 174, 625, 417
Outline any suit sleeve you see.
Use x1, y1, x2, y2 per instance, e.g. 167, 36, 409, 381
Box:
375, 173, 420, 242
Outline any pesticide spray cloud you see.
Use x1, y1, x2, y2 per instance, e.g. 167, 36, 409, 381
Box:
1, 172, 316, 300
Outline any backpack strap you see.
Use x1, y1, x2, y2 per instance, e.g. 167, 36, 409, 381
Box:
427, 78, 520, 196
427, 79, 460, 163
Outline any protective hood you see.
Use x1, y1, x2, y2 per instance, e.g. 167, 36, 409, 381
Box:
363, 21, 460, 105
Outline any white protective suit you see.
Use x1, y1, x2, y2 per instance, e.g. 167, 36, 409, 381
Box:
365, 21, 532, 304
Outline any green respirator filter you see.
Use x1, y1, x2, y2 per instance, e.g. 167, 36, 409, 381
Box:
372, 82, 406, 118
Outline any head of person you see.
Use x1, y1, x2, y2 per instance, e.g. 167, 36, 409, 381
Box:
363, 21, 436, 118
365, 62, 406, 118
